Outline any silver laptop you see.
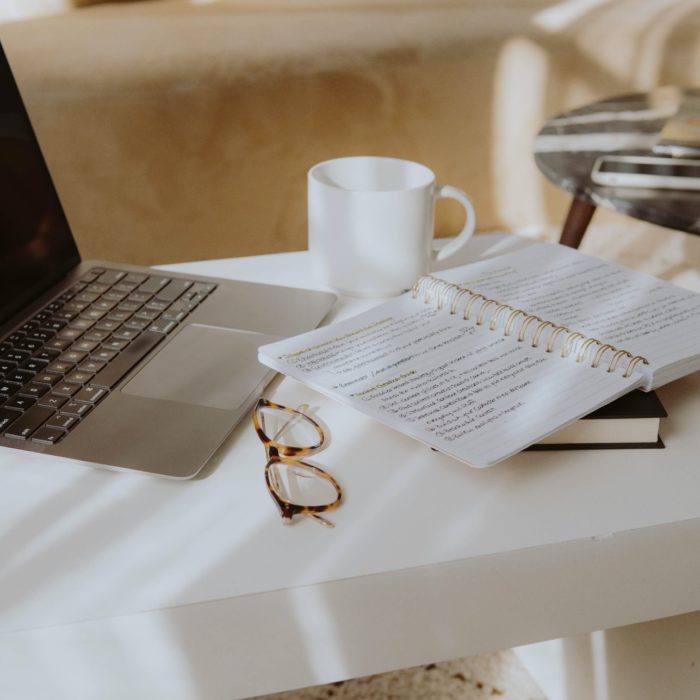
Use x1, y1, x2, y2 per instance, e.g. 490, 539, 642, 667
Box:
0, 44, 335, 478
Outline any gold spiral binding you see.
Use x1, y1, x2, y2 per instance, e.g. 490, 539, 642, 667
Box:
517, 314, 542, 342
561, 331, 585, 358
436, 281, 454, 310
531, 321, 556, 348
607, 349, 632, 374
411, 275, 430, 299
410, 274, 651, 379
504, 309, 526, 336
576, 337, 602, 363
546, 325, 570, 353
463, 293, 487, 321
489, 304, 514, 331
476, 299, 497, 326
450, 288, 472, 315
591, 343, 616, 368
623, 355, 649, 378
424, 277, 444, 304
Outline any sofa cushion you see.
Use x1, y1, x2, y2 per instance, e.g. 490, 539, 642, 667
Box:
2, 0, 700, 264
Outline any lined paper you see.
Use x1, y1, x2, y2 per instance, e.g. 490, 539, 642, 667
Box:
259, 288, 641, 468
437, 243, 700, 388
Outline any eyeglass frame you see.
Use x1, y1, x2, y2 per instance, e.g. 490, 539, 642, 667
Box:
252, 398, 342, 527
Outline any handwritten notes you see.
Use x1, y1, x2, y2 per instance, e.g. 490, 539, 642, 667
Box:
259, 241, 699, 466
438, 244, 700, 376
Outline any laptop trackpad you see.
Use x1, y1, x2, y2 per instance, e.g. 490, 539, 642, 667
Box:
122, 324, 280, 410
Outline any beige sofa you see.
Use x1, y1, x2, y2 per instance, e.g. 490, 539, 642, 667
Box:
2, 0, 700, 265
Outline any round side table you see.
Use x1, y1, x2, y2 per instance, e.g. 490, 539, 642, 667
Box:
534, 89, 700, 248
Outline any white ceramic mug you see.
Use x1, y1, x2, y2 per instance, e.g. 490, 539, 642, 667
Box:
307, 156, 476, 297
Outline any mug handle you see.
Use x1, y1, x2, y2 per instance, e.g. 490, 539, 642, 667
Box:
431, 184, 476, 263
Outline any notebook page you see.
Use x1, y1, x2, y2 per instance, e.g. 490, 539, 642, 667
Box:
436, 243, 700, 388
258, 293, 641, 467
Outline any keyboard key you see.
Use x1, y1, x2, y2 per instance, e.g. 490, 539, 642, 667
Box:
0, 407, 21, 432
117, 301, 142, 313
33, 372, 62, 387
160, 309, 187, 323
18, 383, 50, 399
123, 317, 150, 331
191, 282, 217, 296
65, 370, 94, 385
124, 273, 147, 284
53, 308, 79, 321
138, 276, 171, 295
102, 338, 129, 352
32, 348, 61, 362
27, 328, 55, 342
134, 308, 160, 321
45, 338, 73, 351
106, 310, 132, 322
46, 413, 79, 431
38, 394, 68, 410
51, 383, 80, 398
90, 348, 118, 363
92, 299, 117, 312
15, 338, 43, 353
71, 340, 99, 354
0, 381, 21, 399
97, 270, 126, 286
74, 292, 100, 304
69, 318, 95, 331
95, 319, 121, 332
81, 308, 107, 321
61, 400, 92, 417
0, 349, 29, 364
128, 291, 153, 304
4, 395, 36, 411
6, 369, 35, 385
0, 361, 18, 375
57, 328, 83, 342
78, 359, 106, 374
112, 327, 141, 341
42, 319, 67, 332
58, 350, 87, 365
74, 385, 107, 404
4, 406, 54, 439
31, 310, 52, 323
86, 283, 110, 294
103, 290, 128, 302
21, 358, 49, 373
91, 331, 164, 389
47, 360, 75, 375
149, 319, 176, 334
144, 300, 169, 312
155, 279, 193, 303
83, 329, 111, 343
31, 426, 66, 445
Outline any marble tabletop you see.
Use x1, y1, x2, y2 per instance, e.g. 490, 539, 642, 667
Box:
534, 87, 700, 235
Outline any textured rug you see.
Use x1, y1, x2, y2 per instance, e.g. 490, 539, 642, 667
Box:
254, 651, 546, 700
251, 215, 700, 700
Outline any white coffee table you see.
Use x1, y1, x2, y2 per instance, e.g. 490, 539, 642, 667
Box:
1, 233, 699, 700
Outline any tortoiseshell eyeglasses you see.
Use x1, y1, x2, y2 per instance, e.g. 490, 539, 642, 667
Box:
252, 398, 342, 528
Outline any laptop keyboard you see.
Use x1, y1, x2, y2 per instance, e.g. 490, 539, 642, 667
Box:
0, 267, 216, 446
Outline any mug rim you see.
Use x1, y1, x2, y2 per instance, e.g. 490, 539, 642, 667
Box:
308, 156, 436, 192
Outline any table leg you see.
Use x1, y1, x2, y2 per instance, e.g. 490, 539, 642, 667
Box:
559, 198, 596, 248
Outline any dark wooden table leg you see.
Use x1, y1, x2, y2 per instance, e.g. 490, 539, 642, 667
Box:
559, 197, 596, 248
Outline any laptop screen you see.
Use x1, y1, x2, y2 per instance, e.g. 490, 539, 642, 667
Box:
0, 44, 80, 327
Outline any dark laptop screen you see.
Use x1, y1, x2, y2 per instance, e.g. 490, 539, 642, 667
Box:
0, 44, 80, 327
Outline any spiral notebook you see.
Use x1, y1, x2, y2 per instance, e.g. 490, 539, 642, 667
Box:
258, 242, 700, 467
